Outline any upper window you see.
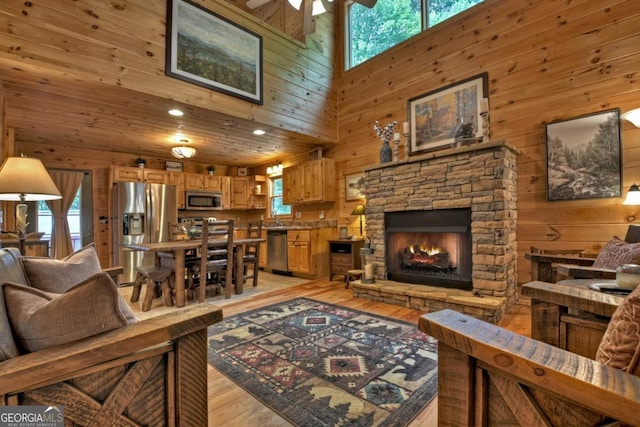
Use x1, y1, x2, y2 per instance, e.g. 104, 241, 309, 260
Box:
346, 0, 483, 70
269, 176, 292, 218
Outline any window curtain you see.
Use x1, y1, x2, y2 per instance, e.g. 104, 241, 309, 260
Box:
45, 170, 84, 259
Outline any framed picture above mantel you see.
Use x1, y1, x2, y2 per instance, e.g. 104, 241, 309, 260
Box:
545, 108, 621, 201
165, 0, 263, 104
408, 73, 488, 155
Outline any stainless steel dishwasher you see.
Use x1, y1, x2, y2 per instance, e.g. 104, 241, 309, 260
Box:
267, 229, 288, 272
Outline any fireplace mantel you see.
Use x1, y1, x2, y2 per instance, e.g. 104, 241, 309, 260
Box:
356, 140, 519, 322
364, 140, 519, 172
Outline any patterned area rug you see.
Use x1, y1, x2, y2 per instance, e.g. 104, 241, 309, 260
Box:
208, 297, 438, 427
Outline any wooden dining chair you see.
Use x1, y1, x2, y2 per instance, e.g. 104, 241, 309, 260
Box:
190, 220, 234, 301
156, 222, 200, 301
241, 219, 262, 287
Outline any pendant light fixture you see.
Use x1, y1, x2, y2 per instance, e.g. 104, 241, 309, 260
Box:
287, 0, 303, 9
171, 139, 197, 159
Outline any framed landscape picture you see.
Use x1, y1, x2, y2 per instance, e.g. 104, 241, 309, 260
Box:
545, 109, 621, 201
408, 73, 487, 154
166, 0, 263, 104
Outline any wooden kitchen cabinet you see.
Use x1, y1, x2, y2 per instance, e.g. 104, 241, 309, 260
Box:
231, 176, 266, 209
282, 158, 335, 204
287, 229, 311, 275
166, 171, 186, 209
220, 176, 231, 209
329, 239, 364, 281
111, 166, 167, 184
286, 227, 335, 277
231, 177, 251, 209
185, 173, 222, 191
259, 229, 267, 268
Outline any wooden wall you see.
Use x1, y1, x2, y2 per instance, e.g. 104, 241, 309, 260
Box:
331, 0, 640, 284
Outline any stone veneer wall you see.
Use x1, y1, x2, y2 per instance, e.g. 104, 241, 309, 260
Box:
362, 141, 519, 312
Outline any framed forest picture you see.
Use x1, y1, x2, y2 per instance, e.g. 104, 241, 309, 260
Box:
545, 109, 621, 201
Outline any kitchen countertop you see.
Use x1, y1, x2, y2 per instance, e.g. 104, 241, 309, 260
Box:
261, 219, 337, 230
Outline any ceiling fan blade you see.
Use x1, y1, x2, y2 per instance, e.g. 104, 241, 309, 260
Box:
246, 0, 271, 9
352, 0, 377, 7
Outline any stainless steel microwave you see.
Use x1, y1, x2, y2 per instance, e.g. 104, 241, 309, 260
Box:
185, 191, 222, 210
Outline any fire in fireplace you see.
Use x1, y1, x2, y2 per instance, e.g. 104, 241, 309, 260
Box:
385, 209, 472, 290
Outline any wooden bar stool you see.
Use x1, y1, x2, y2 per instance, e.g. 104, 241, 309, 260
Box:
131, 265, 175, 311
345, 269, 363, 289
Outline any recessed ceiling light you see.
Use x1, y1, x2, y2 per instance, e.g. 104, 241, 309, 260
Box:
253, 129, 266, 136
168, 109, 184, 116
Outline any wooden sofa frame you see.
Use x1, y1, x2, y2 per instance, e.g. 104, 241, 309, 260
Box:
0, 304, 222, 426
420, 309, 640, 426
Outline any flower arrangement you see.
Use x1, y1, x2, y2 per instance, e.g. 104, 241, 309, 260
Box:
373, 120, 398, 143
135, 157, 146, 167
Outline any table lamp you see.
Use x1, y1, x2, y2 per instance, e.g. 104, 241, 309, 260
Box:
0, 155, 61, 255
351, 204, 365, 237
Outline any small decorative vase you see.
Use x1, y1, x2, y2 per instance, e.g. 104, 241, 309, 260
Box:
137, 163, 144, 169
380, 141, 392, 163
208, 171, 213, 176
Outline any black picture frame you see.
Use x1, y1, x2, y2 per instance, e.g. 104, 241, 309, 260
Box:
166, 0, 263, 104
408, 73, 488, 154
545, 108, 621, 201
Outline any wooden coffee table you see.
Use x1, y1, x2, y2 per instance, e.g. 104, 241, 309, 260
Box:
521, 280, 625, 359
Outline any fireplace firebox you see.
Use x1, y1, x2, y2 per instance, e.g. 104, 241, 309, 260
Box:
384, 209, 472, 290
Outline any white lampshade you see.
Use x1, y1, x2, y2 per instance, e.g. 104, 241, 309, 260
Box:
622, 108, 640, 128
0, 156, 61, 201
624, 183, 640, 205
287, 0, 303, 9
171, 140, 197, 159
312, 0, 326, 15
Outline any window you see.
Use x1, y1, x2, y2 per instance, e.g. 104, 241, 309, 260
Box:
269, 176, 291, 217
32, 170, 93, 252
37, 189, 82, 251
346, 0, 483, 69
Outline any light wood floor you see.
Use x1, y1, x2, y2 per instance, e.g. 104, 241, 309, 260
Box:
121, 272, 531, 427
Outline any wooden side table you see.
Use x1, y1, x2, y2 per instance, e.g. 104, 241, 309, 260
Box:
328, 239, 364, 281
521, 280, 624, 359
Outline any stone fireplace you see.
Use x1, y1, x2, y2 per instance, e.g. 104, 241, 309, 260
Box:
351, 141, 519, 323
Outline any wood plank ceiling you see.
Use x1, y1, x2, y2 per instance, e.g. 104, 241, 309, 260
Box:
0, 0, 332, 168
1, 62, 324, 167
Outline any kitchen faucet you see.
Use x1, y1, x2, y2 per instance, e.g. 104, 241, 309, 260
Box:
273, 210, 282, 227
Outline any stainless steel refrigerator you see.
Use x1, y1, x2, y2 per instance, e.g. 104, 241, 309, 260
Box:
112, 182, 177, 284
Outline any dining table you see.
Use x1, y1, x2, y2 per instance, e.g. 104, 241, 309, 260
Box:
124, 237, 265, 307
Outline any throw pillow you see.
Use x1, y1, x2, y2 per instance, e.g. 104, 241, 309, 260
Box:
3, 272, 137, 353
596, 284, 640, 376
592, 237, 640, 269
21, 243, 102, 293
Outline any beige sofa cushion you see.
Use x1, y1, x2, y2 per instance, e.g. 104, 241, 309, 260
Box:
20, 243, 102, 293
0, 248, 26, 362
596, 285, 640, 376
3, 273, 136, 353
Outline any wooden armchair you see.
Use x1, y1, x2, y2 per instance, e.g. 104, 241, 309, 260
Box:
0, 304, 222, 426
526, 224, 640, 282
419, 309, 640, 426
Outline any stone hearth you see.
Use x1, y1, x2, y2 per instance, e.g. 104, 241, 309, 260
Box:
354, 141, 519, 323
